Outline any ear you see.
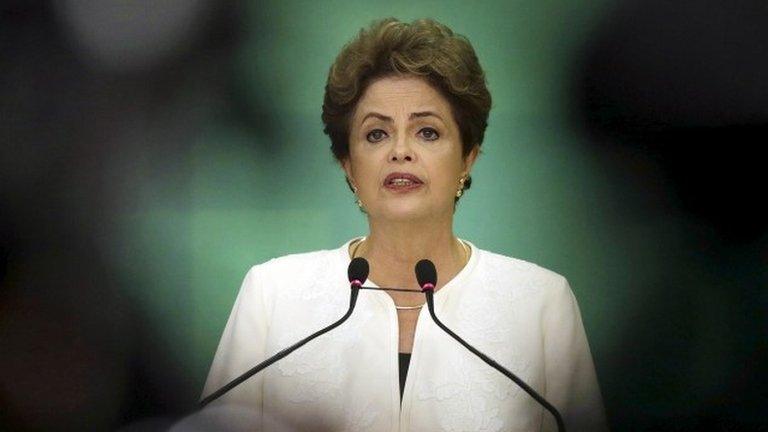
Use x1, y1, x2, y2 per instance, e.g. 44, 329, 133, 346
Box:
340, 158, 355, 186
461, 146, 480, 176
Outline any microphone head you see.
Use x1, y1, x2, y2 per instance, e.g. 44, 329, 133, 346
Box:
415, 259, 437, 291
348, 257, 369, 287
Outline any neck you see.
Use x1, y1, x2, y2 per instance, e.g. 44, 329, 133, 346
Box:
359, 215, 466, 290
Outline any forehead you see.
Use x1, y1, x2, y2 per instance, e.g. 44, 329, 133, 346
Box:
353, 76, 452, 118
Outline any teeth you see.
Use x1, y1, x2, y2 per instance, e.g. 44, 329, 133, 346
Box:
390, 178, 414, 186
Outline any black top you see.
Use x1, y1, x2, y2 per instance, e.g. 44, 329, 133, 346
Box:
399, 352, 412, 401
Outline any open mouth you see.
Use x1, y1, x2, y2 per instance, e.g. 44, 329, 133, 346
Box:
384, 172, 423, 190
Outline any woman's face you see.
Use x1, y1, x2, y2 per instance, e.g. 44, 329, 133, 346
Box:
343, 75, 477, 222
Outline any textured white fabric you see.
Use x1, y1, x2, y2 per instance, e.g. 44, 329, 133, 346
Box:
201, 239, 608, 432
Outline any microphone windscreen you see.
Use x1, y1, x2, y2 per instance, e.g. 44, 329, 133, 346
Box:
348, 257, 369, 284
415, 259, 437, 289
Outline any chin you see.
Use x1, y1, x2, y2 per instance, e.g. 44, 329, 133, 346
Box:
375, 202, 439, 221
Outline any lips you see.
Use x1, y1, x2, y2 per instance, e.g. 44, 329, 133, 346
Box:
384, 172, 423, 187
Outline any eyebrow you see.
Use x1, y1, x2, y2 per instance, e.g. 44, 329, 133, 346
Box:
360, 111, 444, 125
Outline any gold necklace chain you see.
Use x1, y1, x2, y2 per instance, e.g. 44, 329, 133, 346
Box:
350, 238, 470, 311
350, 237, 365, 259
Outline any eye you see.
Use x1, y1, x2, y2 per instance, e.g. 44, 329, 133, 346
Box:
366, 129, 388, 143
418, 127, 440, 141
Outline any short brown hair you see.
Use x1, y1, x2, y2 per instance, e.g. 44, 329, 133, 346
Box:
322, 18, 492, 163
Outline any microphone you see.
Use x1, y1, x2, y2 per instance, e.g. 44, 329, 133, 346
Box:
415, 259, 566, 432
199, 258, 368, 408
414, 259, 437, 290
348, 256, 369, 290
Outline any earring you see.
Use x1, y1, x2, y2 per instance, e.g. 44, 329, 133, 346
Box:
350, 183, 364, 209
456, 175, 467, 198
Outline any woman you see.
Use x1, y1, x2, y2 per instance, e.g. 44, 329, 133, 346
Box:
200, 18, 607, 432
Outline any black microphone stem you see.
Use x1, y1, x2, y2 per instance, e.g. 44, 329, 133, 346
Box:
424, 290, 566, 432
199, 286, 360, 408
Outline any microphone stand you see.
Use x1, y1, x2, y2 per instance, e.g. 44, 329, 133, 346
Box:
199, 284, 361, 408
423, 289, 566, 432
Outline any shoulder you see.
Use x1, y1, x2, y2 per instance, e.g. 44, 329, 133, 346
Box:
472, 246, 577, 318
257, 248, 337, 272
244, 247, 342, 282
238, 244, 349, 301
475, 247, 568, 291
467, 246, 572, 309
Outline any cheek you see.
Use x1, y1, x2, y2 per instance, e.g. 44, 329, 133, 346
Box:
431, 157, 463, 189
351, 154, 371, 172
349, 156, 379, 189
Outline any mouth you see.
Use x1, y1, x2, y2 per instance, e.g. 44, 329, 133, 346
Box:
383, 172, 424, 191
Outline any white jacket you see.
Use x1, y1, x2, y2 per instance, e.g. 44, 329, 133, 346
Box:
196, 239, 608, 432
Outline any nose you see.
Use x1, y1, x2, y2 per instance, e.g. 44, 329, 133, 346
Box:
388, 135, 415, 162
